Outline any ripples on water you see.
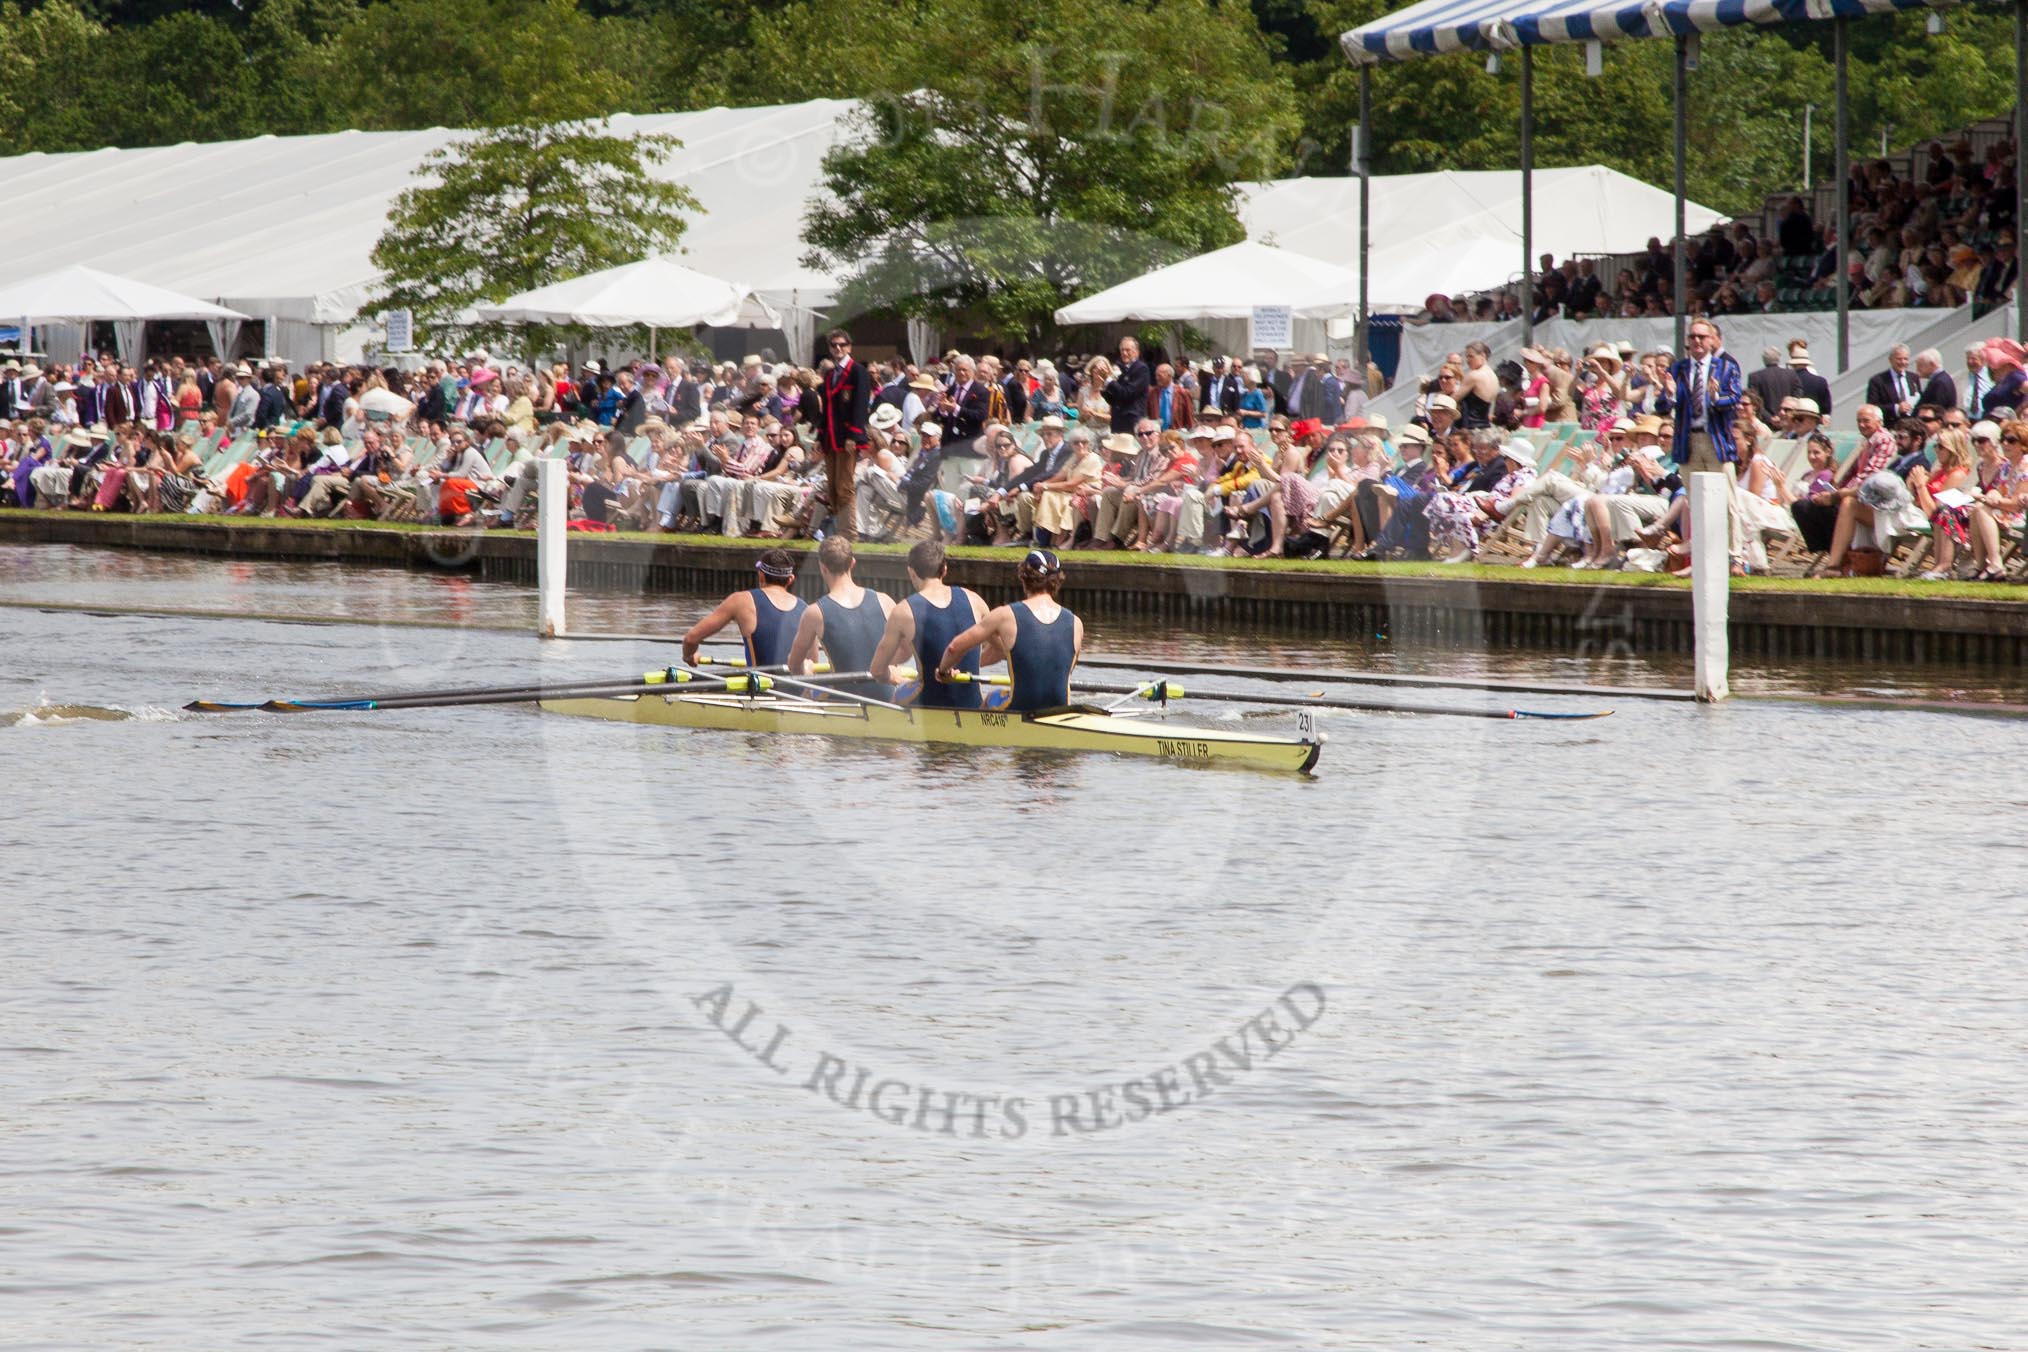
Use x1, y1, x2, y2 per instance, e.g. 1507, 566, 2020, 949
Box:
4, 545, 2028, 1350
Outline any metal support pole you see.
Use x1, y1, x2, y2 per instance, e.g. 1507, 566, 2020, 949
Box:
537, 458, 567, 638
1673, 35, 1687, 357
1689, 473, 1730, 703
1835, 17, 1850, 373
2016, 0, 2027, 340
1356, 67, 1372, 371
1803, 103, 1813, 189
1520, 46, 1535, 345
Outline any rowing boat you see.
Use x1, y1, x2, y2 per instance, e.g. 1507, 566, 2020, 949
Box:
540, 688, 1323, 773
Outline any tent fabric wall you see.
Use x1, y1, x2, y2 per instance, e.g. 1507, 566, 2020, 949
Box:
0, 100, 861, 330
1371, 306, 1937, 427
1237, 169, 1725, 309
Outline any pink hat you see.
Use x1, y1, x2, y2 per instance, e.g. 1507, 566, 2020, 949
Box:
1984, 338, 2025, 375
469, 368, 497, 388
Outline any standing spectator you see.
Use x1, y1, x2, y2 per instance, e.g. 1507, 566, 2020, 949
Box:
1982, 338, 2026, 418
1102, 337, 1150, 433
1963, 342, 1991, 416
817, 327, 870, 540
1282, 354, 1324, 421
939, 355, 990, 449
1670, 319, 1743, 481
1145, 363, 1194, 431
1255, 349, 1289, 413
1200, 357, 1240, 416
254, 367, 289, 430
1912, 348, 1956, 413
1746, 347, 1797, 416
1788, 341, 1833, 416
1865, 344, 1922, 420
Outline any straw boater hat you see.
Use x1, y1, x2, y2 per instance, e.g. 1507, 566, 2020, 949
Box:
20, 364, 41, 380
907, 374, 938, 392
918, 421, 943, 438
1588, 345, 1622, 369
1787, 341, 1812, 366
1398, 423, 1432, 446
1788, 397, 1821, 418
1101, 432, 1139, 456
63, 429, 96, 449
1518, 347, 1550, 367
1038, 414, 1065, 430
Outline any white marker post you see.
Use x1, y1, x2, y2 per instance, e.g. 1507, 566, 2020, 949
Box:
537, 457, 566, 638
1688, 471, 1729, 703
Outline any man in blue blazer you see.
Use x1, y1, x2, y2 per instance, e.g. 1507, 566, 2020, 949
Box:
1670, 317, 1750, 569
1670, 318, 1744, 476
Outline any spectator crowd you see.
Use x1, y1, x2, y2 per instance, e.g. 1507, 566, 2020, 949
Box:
1425, 136, 2022, 326
4, 316, 2026, 583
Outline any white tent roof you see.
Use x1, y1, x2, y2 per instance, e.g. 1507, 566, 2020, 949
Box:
1236, 166, 1725, 309
0, 100, 861, 325
1054, 241, 1361, 324
473, 257, 778, 329
0, 264, 249, 323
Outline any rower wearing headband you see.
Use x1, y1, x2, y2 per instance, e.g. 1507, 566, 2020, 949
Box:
681, 547, 809, 668
937, 549, 1083, 713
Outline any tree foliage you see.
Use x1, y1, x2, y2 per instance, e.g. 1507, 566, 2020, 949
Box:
1, 0, 2024, 303
369, 119, 698, 350
793, 0, 1301, 344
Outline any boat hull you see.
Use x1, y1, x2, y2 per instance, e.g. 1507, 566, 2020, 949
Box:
540, 692, 1321, 773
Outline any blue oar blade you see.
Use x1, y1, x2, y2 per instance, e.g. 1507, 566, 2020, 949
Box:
1511, 709, 1614, 720
264, 699, 378, 712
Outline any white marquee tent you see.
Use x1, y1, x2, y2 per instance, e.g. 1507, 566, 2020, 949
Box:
0, 264, 249, 365
1054, 241, 1361, 324
1238, 166, 1725, 307
0, 99, 861, 368
475, 257, 780, 330
0, 97, 1725, 368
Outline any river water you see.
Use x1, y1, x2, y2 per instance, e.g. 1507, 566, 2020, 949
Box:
6, 544, 2027, 1351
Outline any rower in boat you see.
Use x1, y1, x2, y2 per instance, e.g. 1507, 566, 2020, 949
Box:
870, 540, 996, 708
937, 549, 1084, 713
785, 537, 895, 698
681, 547, 808, 668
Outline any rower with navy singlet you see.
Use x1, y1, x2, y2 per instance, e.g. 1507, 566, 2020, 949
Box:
681, 547, 808, 669
786, 536, 895, 698
870, 540, 999, 708
937, 549, 1084, 714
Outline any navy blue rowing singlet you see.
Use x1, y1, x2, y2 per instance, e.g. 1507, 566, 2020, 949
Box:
743, 587, 806, 668
815, 590, 891, 698
1007, 600, 1075, 713
907, 589, 981, 709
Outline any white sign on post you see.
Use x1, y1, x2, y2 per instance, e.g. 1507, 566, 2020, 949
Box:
383, 309, 413, 354
1249, 305, 1292, 354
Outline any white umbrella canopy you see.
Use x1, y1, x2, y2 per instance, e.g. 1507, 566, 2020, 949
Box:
0, 264, 249, 322
1054, 241, 1362, 325
474, 257, 780, 330
359, 387, 414, 420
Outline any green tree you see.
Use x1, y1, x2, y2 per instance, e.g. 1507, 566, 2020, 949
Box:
305, 0, 634, 131
788, 0, 1302, 344
367, 117, 699, 350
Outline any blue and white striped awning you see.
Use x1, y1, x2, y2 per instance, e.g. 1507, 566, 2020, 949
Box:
1343, 0, 1953, 65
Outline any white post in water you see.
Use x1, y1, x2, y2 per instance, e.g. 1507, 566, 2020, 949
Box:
1689, 471, 1729, 703
537, 457, 567, 638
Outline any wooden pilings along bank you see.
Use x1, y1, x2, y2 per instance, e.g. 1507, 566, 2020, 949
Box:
6, 514, 2028, 667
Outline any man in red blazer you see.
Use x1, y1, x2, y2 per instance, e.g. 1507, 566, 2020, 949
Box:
1144, 362, 1195, 431
819, 328, 872, 539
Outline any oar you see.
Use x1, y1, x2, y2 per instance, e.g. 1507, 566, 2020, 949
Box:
186, 663, 820, 713
191, 671, 869, 714
948, 674, 1606, 721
